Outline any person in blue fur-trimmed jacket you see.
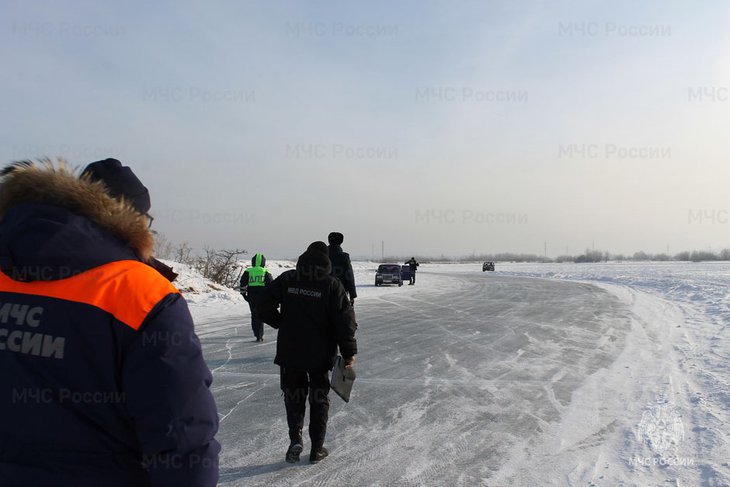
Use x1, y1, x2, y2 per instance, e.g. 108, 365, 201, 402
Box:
0, 159, 220, 487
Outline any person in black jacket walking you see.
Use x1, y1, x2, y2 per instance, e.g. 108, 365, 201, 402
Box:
258, 241, 357, 464
327, 232, 357, 305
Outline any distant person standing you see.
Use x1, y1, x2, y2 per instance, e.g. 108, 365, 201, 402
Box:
405, 257, 420, 285
327, 232, 357, 306
240, 253, 273, 342
258, 242, 357, 464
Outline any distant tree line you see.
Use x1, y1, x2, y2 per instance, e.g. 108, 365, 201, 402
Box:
460, 252, 553, 263
456, 248, 730, 263
564, 248, 730, 263
154, 232, 730, 277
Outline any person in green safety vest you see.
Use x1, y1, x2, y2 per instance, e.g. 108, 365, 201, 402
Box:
241, 253, 273, 342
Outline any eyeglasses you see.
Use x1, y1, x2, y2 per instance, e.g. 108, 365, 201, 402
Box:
144, 213, 154, 228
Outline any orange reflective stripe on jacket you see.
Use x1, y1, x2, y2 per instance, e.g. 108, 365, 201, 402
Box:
0, 260, 180, 330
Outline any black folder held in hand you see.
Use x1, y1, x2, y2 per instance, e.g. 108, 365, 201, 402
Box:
330, 355, 356, 403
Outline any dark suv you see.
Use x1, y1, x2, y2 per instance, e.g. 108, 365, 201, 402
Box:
482, 261, 495, 272
375, 264, 403, 286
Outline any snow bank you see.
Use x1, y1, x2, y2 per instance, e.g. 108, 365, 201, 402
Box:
493, 261, 730, 328
491, 261, 730, 486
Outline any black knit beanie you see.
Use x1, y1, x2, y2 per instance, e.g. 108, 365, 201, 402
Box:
82, 158, 151, 214
328, 232, 344, 245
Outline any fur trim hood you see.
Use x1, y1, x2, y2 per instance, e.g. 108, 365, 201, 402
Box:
0, 159, 154, 260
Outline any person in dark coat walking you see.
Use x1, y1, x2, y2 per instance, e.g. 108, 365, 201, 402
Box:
0, 159, 220, 487
404, 257, 420, 285
240, 253, 273, 342
327, 232, 357, 306
258, 241, 357, 464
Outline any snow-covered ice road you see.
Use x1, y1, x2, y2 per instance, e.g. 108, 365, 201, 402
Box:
192, 263, 730, 486
199, 268, 690, 486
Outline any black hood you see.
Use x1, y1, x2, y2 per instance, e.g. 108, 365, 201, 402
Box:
295, 241, 331, 280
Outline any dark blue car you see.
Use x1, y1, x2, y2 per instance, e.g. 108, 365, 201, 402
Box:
375, 264, 403, 286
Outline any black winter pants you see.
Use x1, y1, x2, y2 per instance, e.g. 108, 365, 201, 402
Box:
247, 295, 264, 339
280, 367, 330, 447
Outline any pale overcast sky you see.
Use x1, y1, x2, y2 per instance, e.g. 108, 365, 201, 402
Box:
2, 1, 729, 258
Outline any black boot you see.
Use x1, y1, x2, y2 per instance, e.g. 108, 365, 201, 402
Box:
309, 445, 329, 463
285, 430, 303, 463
